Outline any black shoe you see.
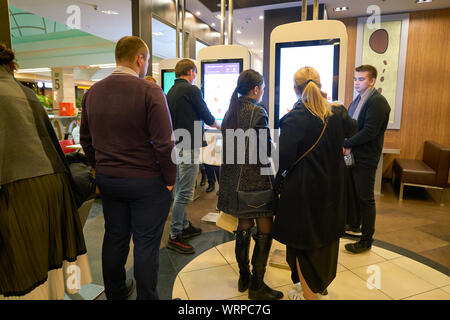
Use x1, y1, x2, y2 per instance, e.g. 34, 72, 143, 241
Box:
200, 178, 206, 187
206, 184, 215, 193
182, 221, 202, 239
345, 240, 372, 254
167, 235, 195, 254
235, 229, 252, 292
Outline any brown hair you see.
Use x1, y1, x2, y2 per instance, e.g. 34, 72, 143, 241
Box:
294, 66, 332, 123
115, 36, 148, 63
145, 75, 157, 83
223, 69, 264, 130
355, 65, 378, 80
0, 43, 18, 72
175, 59, 197, 78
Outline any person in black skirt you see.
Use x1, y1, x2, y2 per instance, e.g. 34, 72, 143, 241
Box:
272, 66, 357, 300
217, 69, 283, 300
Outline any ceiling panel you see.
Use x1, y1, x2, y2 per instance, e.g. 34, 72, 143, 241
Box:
198, 0, 297, 12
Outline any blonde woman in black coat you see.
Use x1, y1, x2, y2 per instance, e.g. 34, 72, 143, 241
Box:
273, 67, 357, 300
218, 69, 282, 300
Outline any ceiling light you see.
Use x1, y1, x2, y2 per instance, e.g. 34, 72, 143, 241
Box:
416, 0, 432, 3
215, 14, 223, 20
333, 6, 349, 12
250, 41, 254, 45
196, 11, 201, 16
259, 15, 264, 20
211, 23, 216, 27
152, 32, 164, 36
236, 30, 242, 34
16, 68, 51, 73
101, 10, 119, 15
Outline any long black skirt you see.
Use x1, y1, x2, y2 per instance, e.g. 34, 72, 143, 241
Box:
286, 239, 339, 294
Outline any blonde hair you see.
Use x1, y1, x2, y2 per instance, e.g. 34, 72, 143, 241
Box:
294, 67, 332, 123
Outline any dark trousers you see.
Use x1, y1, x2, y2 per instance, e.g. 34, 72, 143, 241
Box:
349, 164, 377, 241
205, 164, 220, 185
95, 173, 172, 300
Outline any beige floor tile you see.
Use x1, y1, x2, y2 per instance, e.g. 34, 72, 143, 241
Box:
172, 276, 189, 300
338, 245, 387, 270
403, 288, 450, 300
441, 285, 450, 294
352, 261, 437, 300
326, 271, 391, 300
178, 265, 242, 300
180, 247, 228, 273
390, 256, 450, 287
370, 245, 403, 260
337, 263, 347, 273
230, 263, 292, 289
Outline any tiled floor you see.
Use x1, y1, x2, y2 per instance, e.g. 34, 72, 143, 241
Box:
172, 238, 450, 300
81, 179, 450, 300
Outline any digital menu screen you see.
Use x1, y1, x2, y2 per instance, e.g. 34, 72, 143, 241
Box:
161, 69, 176, 95
275, 39, 340, 128
201, 59, 243, 127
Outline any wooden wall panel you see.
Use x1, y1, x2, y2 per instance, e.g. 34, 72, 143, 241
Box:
339, 9, 450, 180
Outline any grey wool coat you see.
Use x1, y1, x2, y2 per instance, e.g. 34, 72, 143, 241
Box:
217, 97, 274, 219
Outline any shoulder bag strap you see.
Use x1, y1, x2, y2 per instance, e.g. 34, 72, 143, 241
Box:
281, 120, 328, 178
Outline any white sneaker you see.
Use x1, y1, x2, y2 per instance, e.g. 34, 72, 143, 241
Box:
288, 282, 304, 300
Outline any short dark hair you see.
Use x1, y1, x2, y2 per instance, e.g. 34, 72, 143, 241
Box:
355, 65, 378, 79
115, 36, 148, 63
175, 59, 197, 78
0, 43, 18, 72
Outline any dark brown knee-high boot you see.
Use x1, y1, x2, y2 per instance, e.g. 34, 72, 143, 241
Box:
235, 228, 252, 292
248, 233, 283, 300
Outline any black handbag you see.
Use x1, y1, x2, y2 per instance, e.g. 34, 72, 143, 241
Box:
236, 108, 274, 214
274, 120, 328, 197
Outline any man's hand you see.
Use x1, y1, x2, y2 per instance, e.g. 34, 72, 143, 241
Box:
343, 148, 351, 156
166, 185, 174, 191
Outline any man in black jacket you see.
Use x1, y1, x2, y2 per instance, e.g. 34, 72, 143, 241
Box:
344, 65, 391, 254
166, 59, 220, 254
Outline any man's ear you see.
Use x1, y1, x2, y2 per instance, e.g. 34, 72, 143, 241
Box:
370, 77, 376, 87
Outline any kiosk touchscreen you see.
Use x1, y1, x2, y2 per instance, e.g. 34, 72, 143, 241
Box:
269, 20, 348, 129
161, 69, 176, 94
275, 38, 340, 124
201, 58, 243, 125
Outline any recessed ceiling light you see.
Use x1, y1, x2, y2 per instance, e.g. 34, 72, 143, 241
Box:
333, 6, 349, 12
250, 41, 254, 45
416, 0, 432, 3
101, 10, 119, 15
211, 23, 216, 27
236, 30, 242, 34
215, 14, 223, 20
259, 15, 264, 20
196, 11, 201, 16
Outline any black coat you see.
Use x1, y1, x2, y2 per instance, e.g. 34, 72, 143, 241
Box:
344, 90, 391, 168
166, 79, 216, 149
272, 103, 357, 250
217, 97, 274, 218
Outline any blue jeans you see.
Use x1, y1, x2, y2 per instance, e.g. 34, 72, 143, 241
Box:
170, 149, 199, 238
95, 172, 172, 300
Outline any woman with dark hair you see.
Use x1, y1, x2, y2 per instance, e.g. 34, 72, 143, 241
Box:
218, 69, 282, 300
272, 66, 357, 300
0, 43, 92, 299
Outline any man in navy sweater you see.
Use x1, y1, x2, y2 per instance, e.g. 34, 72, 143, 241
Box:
81, 36, 176, 299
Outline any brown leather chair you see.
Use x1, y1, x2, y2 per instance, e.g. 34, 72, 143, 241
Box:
392, 141, 449, 205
